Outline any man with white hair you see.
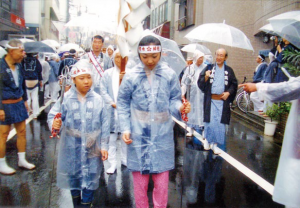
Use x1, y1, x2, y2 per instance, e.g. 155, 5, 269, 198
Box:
198, 48, 238, 155
181, 50, 208, 149
100, 49, 128, 174
0, 39, 35, 175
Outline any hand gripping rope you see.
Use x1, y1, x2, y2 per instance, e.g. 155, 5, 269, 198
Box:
181, 98, 189, 122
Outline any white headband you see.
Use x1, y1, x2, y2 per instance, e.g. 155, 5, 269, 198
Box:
6, 44, 24, 50
258, 55, 264, 61
139, 45, 162, 54
71, 67, 93, 77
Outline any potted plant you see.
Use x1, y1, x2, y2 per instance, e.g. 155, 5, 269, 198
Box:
264, 103, 281, 136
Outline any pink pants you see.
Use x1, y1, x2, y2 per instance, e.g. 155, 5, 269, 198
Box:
132, 171, 169, 208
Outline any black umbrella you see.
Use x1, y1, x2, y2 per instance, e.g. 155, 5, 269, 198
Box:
24, 41, 55, 53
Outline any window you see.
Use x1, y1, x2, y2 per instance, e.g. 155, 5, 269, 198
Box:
178, 0, 195, 31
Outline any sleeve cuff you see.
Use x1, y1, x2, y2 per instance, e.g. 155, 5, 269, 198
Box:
256, 83, 269, 100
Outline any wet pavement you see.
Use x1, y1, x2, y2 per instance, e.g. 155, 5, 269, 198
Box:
0, 105, 284, 208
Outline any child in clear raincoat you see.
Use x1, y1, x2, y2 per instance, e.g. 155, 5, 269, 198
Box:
117, 35, 191, 208
48, 59, 109, 208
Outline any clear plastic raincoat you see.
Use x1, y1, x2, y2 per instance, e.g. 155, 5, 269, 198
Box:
100, 54, 128, 133
117, 62, 182, 173
256, 77, 300, 207
48, 87, 109, 190
181, 62, 206, 126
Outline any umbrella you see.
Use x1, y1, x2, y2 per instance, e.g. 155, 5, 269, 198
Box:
19, 38, 35, 43
24, 41, 55, 53
65, 13, 118, 35
58, 43, 84, 53
42, 39, 60, 49
181, 43, 211, 55
185, 22, 254, 51
0, 40, 8, 48
259, 24, 277, 35
268, 11, 300, 49
0, 47, 7, 58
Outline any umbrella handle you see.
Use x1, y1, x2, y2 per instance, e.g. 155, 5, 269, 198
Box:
50, 113, 62, 139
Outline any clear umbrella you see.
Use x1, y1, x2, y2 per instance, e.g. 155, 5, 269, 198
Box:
42, 39, 60, 50
0, 40, 8, 48
259, 23, 277, 35
58, 43, 84, 53
65, 13, 118, 35
268, 11, 300, 49
185, 22, 254, 51
181, 43, 211, 55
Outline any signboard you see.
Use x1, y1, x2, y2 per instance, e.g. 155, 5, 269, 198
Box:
10, 13, 25, 27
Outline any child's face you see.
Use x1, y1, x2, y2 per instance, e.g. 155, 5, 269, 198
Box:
139, 52, 161, 70
73, 74, 93, 95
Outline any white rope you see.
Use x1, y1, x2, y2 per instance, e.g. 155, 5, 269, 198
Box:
172, 116, 274, 195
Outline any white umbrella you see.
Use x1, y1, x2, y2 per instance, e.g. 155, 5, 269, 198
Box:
58, 43, 84, 53
42, 39, 60, 49
0, 40, 8, 48
181, 43, 211, 55
185, 22, 254, 51
65, 13, 118, 35
268, 11, 300, 49
259, 24, 275, 34
0, 47, 7, 58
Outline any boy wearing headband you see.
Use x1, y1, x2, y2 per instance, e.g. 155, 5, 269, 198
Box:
117, 35, 191, 208
48, 60, 109, 207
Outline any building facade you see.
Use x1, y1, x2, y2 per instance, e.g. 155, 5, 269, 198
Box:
0, 0, 25, 40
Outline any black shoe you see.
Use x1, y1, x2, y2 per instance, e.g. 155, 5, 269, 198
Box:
72, 195, 81, 207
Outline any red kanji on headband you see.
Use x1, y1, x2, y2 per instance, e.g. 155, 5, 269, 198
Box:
139, 45, 162, 54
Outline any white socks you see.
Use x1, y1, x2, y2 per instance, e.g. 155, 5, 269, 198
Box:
0, 157, 16, 175
18, 152, 35, 170
106, 163, 117, 174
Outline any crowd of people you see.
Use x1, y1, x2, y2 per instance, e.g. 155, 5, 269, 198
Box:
0, 31, 298, 208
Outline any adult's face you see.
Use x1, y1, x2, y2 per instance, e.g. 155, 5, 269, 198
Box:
215, 49, 227, 66
256, 56, 262, 63
92, 38, 103, 53
107, 48, 114, 56
114, 52, 128, 69
187, 60, 193, 66
9, 46, 26, 63
196, 56, 204, 67
282, 38, 290, 46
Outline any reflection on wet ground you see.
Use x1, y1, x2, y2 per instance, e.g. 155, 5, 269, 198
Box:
0, 109, 284, 207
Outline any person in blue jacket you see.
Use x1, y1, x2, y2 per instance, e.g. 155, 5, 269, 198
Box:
0, 39, 35, 175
